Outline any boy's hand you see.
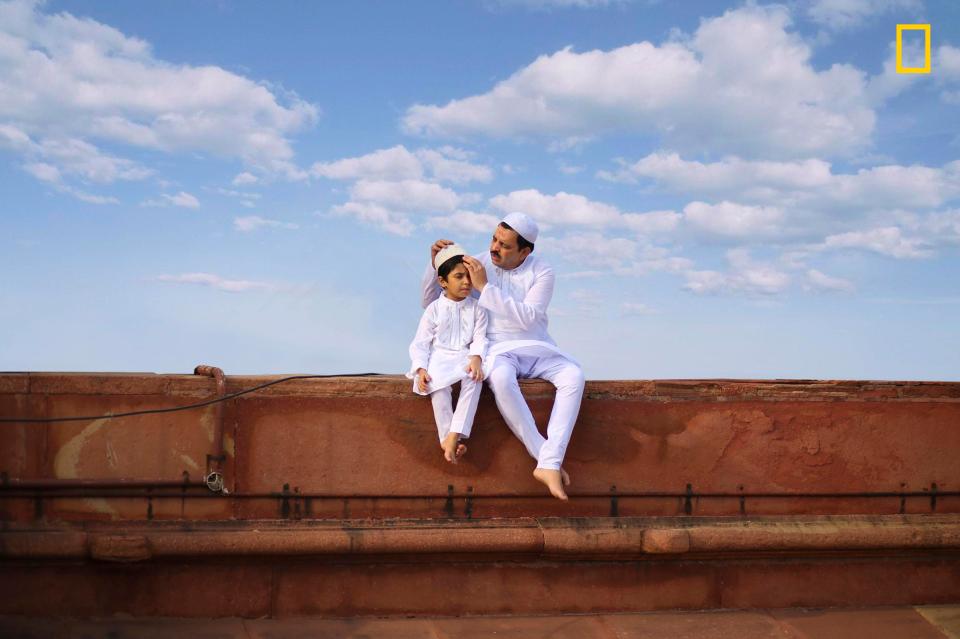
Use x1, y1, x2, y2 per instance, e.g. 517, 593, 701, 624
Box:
465, 356, 484, 382
416, 368, 431, 392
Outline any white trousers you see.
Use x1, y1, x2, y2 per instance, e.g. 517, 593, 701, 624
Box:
486, 352, 585, 470
429, 377, 483, 444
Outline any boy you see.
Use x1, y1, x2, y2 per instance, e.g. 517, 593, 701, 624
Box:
408, 244, 488, 463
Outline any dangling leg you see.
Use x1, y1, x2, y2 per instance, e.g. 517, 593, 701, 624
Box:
447, 376, 483, 462
486, 354, 546, 462
529, 356, 585, 500
430, 385, 460, 463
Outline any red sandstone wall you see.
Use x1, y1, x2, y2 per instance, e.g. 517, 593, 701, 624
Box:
1, 373, 958, 520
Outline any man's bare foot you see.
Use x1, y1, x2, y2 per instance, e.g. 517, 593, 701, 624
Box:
561, 467, 571, 486
442, 433, 467, 463
533, 468, 568, 501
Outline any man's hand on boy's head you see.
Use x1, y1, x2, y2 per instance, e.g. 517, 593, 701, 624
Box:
430, 239, 453, 264
462, 256, 487, 291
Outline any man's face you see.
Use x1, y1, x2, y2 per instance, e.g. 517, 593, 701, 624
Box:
489, 225, 531, 270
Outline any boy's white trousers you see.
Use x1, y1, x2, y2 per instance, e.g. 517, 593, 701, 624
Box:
430, 376, 483, 443
486, 352, 585, 470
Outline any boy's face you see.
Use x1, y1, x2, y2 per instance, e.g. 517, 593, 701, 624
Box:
440, 263, 472, 300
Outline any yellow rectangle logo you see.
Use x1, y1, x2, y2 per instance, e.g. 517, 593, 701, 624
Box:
896, 24, 931, 74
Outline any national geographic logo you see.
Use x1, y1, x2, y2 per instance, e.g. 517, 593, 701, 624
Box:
896, 24, 931, 74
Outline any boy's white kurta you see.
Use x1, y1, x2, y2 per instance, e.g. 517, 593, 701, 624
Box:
420, 253, 584, 470
407, 295, 488, 442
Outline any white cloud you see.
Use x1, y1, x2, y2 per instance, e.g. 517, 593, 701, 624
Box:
0, 0, 317, 179
604, 152, 960, 212
624, 254, 695, 275
568, 288, 603, 303
68, 189, 119, 205
165, 191, 200, 208
621, 210, 681, 234
806, 0, 921, 32
489, 0, 633, 9
424, 210, 500, 236
233, 215, 299, 232
621, 302, 656, 316
350, 179, 460, 212
35, 137, 152, 183
403, 5, 877, 158
156, 272, 274, 293
936, 45, 960, 103
558, 162, 584, 175
805, 269, 855, 293
20, 157, 118, 204
1, 124, 152, 186
22, 161, 60, 183
920, 209, 960, 244
415, 148, 494, 184
217, 187, 260, 208
232, 172, 259, 186
489, 189, 623, 227
540, 234, 692, 277
683, 201, 785, 239
684, 249, 791, 296
141, 191, 200, 209
312, 145, 423, 181
820, 226, 933, 259
941, 45, 960, 79
540, 232, 637, 267
311, 145, 492, 184
329, 201, 415, 236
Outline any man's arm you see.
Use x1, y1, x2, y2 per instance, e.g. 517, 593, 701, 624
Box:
420, 263, 442, 309
477, 263, 554, 330
420, 239, 453, 308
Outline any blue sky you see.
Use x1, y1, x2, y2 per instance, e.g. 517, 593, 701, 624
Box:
1, 0, 959, 380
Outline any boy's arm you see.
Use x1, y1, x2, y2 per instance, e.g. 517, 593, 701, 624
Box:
469, 305, 488, 360
408, 305, 436, 375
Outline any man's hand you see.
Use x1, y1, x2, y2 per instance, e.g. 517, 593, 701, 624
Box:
462, 255, 487, 291
416, 368, 431, 393
465, 355, 483, 382
430, 239, 453, 265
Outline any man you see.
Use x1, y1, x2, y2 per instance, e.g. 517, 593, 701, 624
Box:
422, 212, 585, 500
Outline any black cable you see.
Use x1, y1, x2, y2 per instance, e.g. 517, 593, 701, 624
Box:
0, 373, 384, 424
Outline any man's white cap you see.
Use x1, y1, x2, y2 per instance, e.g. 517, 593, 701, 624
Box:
501, 211, 538, 244
434, 243, 467, 271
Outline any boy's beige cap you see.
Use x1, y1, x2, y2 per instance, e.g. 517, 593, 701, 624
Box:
434, 243, 467, 271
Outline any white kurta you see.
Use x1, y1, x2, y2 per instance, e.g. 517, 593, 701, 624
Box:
419, 252, 584, 470
407, 295, 488, 396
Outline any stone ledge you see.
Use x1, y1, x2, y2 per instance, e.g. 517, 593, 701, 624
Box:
2, 372, 958, 401
3, 514, 959, 561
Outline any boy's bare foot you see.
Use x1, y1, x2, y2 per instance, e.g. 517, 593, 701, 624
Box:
442, 433, 466, 463
533, 468, 568, 501
561, 467, 571, 486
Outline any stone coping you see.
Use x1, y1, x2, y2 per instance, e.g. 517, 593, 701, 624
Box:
1, 372, 959, 401
4, 514, 959, 561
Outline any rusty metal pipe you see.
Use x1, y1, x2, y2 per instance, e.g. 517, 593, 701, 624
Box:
0, 478, 206, 489
193, 364, 227, 492
2, 489, 958, 499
